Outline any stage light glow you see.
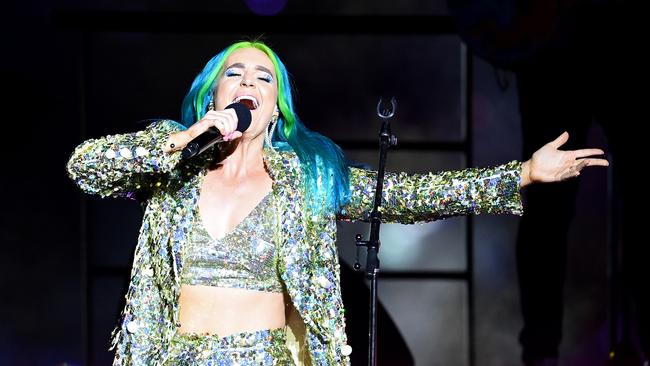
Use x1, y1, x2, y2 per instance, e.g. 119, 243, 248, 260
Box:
244, 0, 287, 16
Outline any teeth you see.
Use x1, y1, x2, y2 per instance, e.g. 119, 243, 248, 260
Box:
233, 95, 259, 109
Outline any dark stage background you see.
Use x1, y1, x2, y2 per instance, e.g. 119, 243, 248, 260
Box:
2, 0, 635, 365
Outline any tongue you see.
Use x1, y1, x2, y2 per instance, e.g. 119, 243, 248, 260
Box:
238, 99, 256, 110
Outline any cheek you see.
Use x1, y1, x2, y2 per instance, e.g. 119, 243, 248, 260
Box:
215, 93, 233, 109
263, 87, 278, 104
214, 81, 236, 107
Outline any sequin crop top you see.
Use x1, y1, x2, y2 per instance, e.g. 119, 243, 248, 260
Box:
181, 193, 284, 293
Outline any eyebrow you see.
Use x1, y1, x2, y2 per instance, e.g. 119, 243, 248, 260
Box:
226, 62, 274, 77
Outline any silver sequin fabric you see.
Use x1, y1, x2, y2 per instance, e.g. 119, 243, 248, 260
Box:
66, 120, 524, 366
181, 193, 284, 293
165, 327, 295, 366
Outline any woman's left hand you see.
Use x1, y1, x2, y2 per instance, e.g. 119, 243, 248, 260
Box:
521, 131, 609, 187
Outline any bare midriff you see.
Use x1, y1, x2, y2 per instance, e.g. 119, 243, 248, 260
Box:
178, 285, 287, 336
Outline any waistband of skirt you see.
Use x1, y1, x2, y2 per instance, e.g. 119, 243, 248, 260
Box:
171, 327, 287, 349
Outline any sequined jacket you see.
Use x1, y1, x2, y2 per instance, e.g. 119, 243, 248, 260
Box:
66, 120, 523, 366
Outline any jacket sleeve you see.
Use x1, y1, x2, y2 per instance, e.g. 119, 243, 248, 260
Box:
66, 119, 186, 199
338, 160, 524, 224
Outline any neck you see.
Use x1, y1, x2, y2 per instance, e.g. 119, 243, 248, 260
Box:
210, 135, 266, 179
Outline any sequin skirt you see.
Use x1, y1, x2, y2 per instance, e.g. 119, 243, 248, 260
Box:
164, 327, 295, 366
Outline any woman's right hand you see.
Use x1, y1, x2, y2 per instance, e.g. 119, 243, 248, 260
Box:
164, 109, 243, 152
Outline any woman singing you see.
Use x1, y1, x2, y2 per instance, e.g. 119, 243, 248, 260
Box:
66, 40, 608, 365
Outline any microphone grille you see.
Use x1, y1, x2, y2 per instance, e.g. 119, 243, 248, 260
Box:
225, 102, 252, 132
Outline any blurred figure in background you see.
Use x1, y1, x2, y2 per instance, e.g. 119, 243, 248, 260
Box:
449, 0, 646, 365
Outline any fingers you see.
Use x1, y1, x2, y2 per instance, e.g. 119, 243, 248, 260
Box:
570, 149, 609, 170
570, 158, 609, 174
580, 158, 610, 167
224, 131, 243, 141
575, 159, 588, 170
550, 131, 569, 149
560, 158, 609, 181
574, 148, 605, 158
558, 157, 609, 182
558, 160, 584, 181
201, 109, 240, 140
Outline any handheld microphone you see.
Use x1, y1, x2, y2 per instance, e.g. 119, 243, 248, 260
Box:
181, 102, 252, 160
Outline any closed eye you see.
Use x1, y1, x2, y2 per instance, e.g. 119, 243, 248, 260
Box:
258, 74, 273, 83
225, 68, 241, 77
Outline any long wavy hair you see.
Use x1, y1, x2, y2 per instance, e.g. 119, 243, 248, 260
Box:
180, 41, 350, 215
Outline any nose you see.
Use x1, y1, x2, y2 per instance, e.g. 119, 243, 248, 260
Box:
240, 72, 256, 88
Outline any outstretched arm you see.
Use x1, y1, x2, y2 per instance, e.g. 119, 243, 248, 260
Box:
339, 161, 524, 224
338, 132, 606, 224
520, 131, 609, 187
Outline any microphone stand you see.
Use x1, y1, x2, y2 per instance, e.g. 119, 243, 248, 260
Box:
354, 97, 398, 366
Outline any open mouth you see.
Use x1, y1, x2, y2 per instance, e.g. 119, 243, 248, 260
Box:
233, 95, 259, 110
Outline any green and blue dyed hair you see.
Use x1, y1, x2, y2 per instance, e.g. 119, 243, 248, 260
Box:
180, 41, 350, 215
